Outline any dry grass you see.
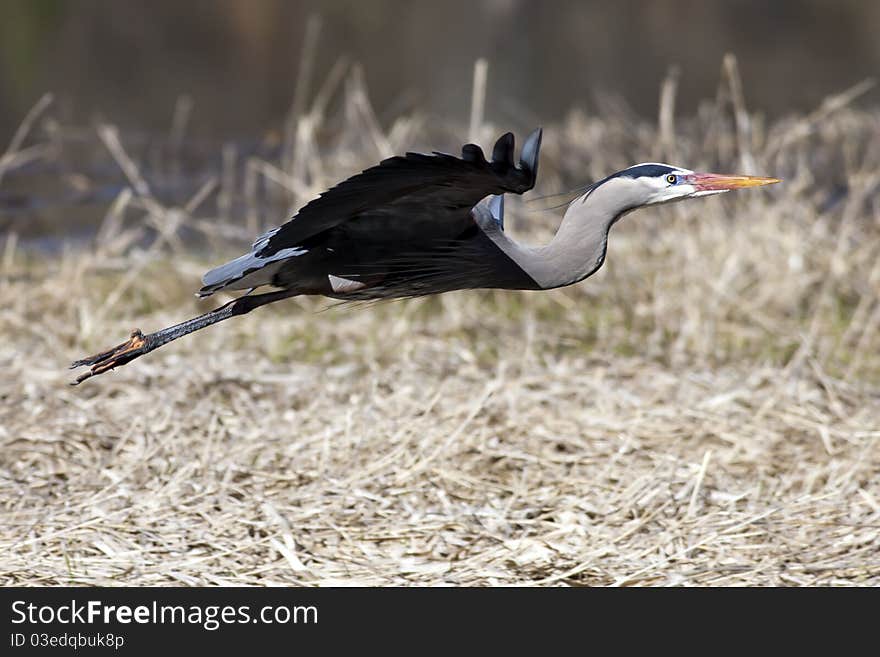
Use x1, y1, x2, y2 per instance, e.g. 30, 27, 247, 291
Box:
1, 62, 880, 586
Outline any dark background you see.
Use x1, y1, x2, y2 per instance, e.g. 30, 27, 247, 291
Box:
1, 0, 878, 137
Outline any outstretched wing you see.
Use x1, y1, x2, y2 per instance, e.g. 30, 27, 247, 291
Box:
199, 128, 542, 296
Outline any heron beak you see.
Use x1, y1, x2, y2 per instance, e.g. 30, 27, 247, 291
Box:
686, 172, 781, 192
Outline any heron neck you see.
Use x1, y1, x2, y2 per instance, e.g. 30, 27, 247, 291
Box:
502, 179, 638, 289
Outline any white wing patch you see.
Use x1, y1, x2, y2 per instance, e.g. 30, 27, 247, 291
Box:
328, 274, 368, 293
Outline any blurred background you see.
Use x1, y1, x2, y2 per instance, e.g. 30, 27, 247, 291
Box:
1, 0, 879, 137
1, 0, 878, 244
4, 2, 880, 588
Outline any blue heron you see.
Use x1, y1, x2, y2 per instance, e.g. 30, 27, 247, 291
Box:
71, 128, 778, 383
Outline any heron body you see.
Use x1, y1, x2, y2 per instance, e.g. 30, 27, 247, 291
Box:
71, 128, 778, 383
197, 130, 546, 300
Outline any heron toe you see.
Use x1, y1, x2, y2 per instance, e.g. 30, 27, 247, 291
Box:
70, 329, 150, 385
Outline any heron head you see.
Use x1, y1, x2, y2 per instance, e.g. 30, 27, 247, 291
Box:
612, 163, 780, 206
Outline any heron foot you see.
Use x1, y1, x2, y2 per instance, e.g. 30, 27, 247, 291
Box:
69, 329, 150, 385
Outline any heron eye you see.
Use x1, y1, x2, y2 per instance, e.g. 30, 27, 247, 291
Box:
666, 174, 677, 184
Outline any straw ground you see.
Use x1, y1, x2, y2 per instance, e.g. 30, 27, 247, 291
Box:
1, 65, 879, 585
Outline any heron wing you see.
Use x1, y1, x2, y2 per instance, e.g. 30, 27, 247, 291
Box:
256, 128, 542, 257
198, 128, 542, 296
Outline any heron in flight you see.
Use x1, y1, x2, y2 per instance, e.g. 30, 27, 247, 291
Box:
71, 128, 778, 384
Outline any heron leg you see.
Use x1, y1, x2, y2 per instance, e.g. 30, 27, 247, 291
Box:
69, 288, 299, 385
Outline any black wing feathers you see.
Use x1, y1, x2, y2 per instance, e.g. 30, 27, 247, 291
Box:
257, 128, 542, 257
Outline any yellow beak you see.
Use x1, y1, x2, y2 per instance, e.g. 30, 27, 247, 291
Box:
686, 172, 781, 191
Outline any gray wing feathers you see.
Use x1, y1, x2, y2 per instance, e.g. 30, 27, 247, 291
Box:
519, 128, 542, 180
251, 226, 280, 252
488, 194, 504, 229
198, 245, 305, 297
470, 195, 505, 233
